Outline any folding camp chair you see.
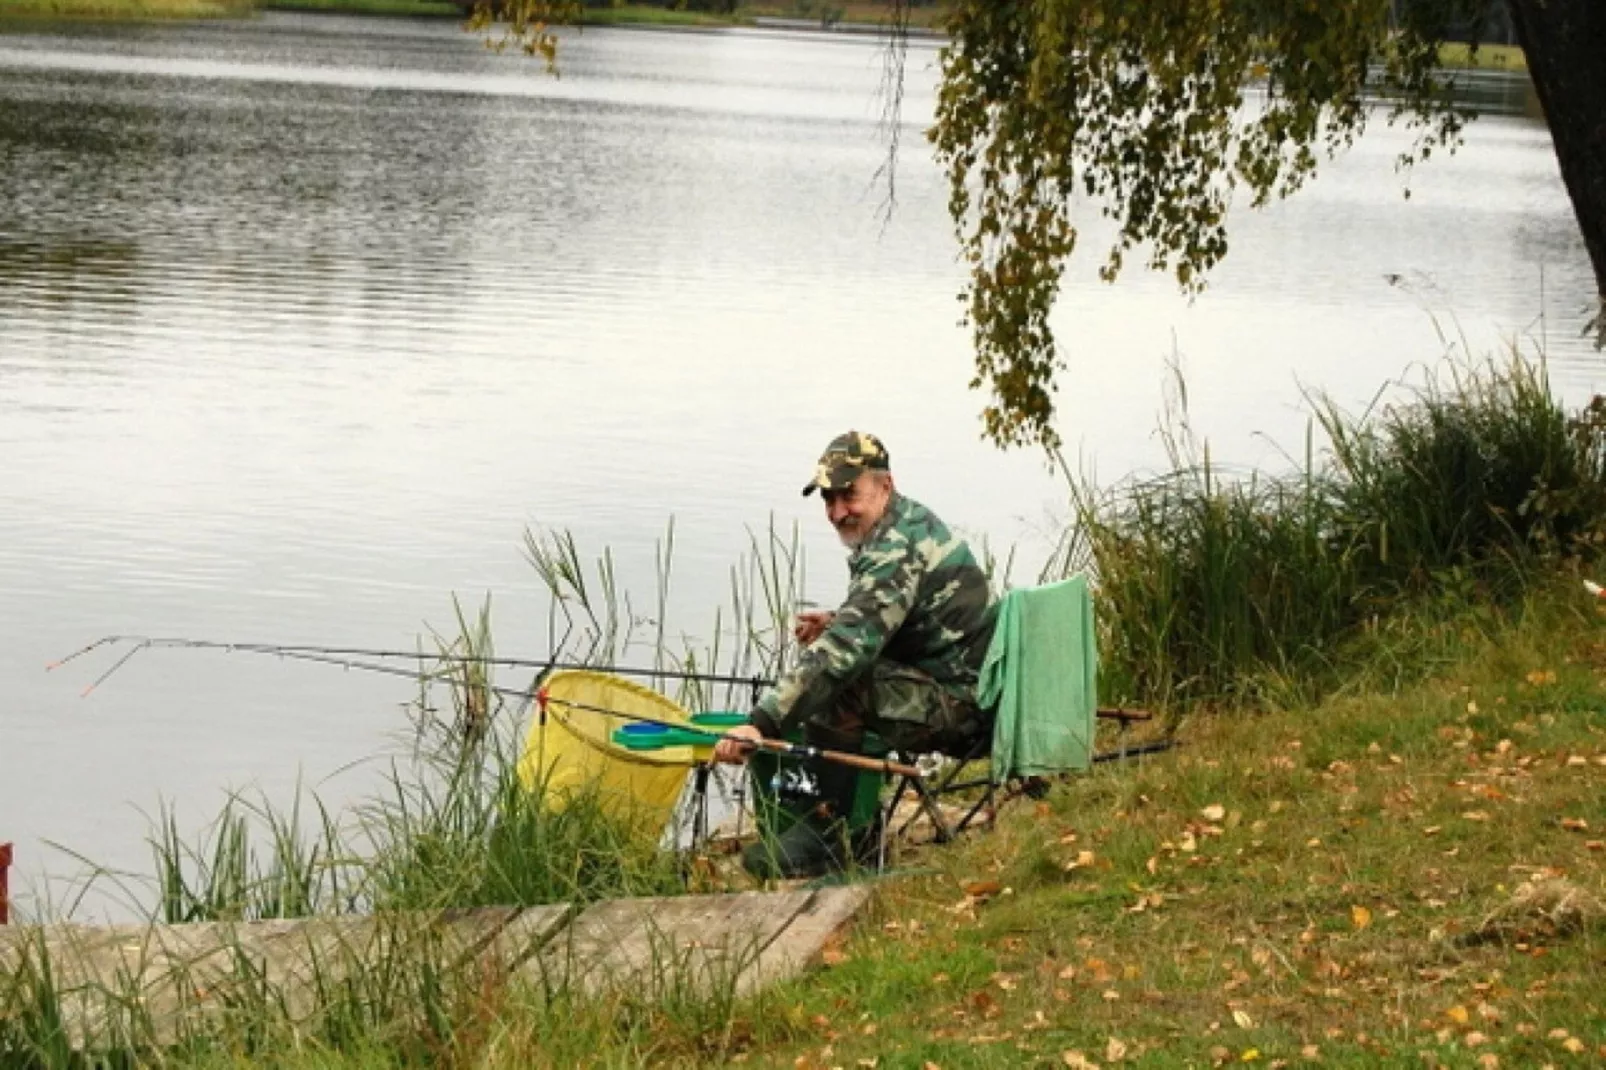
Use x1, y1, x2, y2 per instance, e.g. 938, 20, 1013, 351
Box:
878, 707, 1160, 846
877, 576, 1168, 848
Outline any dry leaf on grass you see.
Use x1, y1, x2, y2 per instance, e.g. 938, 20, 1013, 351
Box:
1201, 804, 1226, 822
1351, 905, 1373, 930
1061, 1051, 1099, 1069
1560, 818, 1590, 832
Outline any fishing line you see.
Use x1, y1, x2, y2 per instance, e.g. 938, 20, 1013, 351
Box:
47, 634, 919, 777
48, 635, 774, 692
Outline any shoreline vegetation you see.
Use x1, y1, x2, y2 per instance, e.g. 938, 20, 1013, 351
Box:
0, 0, 1531, 70
5, 348, 1605, 1065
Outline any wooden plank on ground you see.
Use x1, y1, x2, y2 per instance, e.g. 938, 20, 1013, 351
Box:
0, 890, 872, 1048
464, 903, 572, 973
741, 885, 874, 994
529, 891, 814, 998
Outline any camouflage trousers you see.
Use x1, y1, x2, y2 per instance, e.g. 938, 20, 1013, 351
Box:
805, 661, 988, 756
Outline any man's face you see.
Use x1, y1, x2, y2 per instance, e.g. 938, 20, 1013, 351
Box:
822, 471, 893, 548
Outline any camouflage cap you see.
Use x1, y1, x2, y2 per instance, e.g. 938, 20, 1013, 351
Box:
801, 431, 890, 496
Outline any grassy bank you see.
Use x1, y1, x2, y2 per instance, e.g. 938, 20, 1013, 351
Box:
258, 0, 460, 18
741, 583, 1606, 1069
1062, 355, 1606, 713
0, 0, 245, 18
7, 580, 1601, 1066
1440, 41, 1527, 72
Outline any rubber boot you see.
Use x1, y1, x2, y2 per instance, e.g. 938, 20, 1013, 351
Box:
743, 750, 862, 880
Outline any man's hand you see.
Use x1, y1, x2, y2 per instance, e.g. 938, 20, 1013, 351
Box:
713, 723, 764, 764
793, 608, 835, 646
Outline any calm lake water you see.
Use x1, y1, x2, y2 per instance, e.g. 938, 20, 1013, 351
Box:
0, 13, 1598, 916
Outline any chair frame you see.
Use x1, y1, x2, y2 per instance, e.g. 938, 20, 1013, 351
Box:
880, 707, 1166, 849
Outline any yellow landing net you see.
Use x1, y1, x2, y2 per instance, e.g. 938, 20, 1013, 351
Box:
516, 669, 700, 835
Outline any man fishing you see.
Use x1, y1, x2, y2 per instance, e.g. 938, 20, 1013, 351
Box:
713, 431, 998, 877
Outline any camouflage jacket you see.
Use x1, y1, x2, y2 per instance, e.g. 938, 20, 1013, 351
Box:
749, 492, 997, 739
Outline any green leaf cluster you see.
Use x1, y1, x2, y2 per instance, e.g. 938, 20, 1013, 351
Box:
930, 0, 1479, 449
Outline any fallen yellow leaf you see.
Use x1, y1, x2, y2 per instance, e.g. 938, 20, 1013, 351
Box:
1563, 1037, 1585, 1053
1445, 1005, 1470, 1025
1201, 804, 1226, 822
1560, 818, 1590, 832
1105, 1037, 1128, 1062
1232, 1009, 1255, 1029
1351, 905, 1373, 930
1061, 1051, 1098, 1070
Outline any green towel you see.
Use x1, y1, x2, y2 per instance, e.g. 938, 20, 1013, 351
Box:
977, 575, 1098, 780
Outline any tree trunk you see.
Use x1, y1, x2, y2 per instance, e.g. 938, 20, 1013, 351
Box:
1504, 0, 1606, 324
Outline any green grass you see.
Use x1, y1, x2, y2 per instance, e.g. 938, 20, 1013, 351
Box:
755, 584, 1606, 1069
578, 3, 739, 27
10, 579, 1602, 1067
1058, 352, 1606, 714
0, 0, 245, 18
258, 0, 460, 16
1439, 41, 1527, 71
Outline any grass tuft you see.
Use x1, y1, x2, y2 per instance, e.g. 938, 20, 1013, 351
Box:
1059, 352, 1606, 713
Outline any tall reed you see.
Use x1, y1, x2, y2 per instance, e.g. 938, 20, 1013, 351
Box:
1058, 352, 1606, 710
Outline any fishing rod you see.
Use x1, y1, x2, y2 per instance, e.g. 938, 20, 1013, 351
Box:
536, 690, 924, 780
47, 636, 921, 779
47, 635, 775, 698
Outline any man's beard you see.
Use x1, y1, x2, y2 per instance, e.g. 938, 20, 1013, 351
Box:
834, 520, 864, 548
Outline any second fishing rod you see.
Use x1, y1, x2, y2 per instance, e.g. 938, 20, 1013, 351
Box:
50, 638, 923, 780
